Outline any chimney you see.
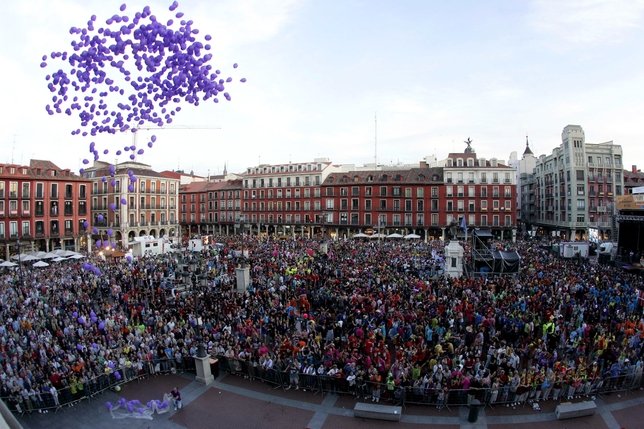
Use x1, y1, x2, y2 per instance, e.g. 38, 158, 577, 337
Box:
633, 165, 638, 173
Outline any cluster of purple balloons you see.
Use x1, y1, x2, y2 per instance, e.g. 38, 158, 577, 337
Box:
42, 1, 245, 163
82, 261, 102, 276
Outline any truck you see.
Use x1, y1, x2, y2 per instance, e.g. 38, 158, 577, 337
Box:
188, 239, 204, 252
559, 242, 590, 259
597, 242, 618, 264
129, 236, 166, 257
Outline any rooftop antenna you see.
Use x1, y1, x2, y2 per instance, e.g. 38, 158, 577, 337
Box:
11, 135, 16, 164
374, 112, 378, 167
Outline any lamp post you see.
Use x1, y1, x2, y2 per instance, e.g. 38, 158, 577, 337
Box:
15, 239, 23, 287
237, 216, 246, 268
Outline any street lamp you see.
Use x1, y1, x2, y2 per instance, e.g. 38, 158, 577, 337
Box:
237, 216, 246, 268
15, 239, 23, 287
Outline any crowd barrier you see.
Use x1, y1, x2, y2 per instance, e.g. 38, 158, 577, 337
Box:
1, 357, 196, 416
215, 356, 644, 409
4, 355, 642, 416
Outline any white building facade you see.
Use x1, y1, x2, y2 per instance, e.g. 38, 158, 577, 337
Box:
528, 125, 624, 240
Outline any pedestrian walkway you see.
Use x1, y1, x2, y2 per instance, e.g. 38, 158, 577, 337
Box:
15, 373, 644, 429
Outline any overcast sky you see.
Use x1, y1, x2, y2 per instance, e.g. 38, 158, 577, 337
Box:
1, 0, 643, 176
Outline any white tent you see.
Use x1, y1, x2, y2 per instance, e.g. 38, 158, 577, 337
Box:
30, 251, 47, 259
67, 254, 86, 259
386, 233, 404, 239
0, 260, 18, 267
32, 260, 50, 268
404, 233, 421, 239
11, 254, 38, 262
41, 252, 60, 259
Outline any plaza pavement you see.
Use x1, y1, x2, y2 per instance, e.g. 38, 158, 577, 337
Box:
16, 372, 644, 429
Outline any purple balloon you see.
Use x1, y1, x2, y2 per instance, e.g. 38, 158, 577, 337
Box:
42, 0, 245, 158
96, 239, 102, 247
97, 214, 104, 222
121, 198, 127, 205
92, 227, 98, 234
98, 321, 105, 330
107, 228, 113, 237
83, 220, 89, 228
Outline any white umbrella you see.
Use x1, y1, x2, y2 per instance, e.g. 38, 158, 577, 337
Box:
63, 250, 81, 257
41, 252, 60, 259
0, 260, 18, 267
67, 254, 86, 259
12, 254, 39, 262
386, 233, 404, 239
353, 233, 369, 238
32, 260, 50, 268
52, 257, 67, 262
29, 251, 47, 259
370, 233, 387, 239
53, 249, 67, 256
404, 233, 421, 239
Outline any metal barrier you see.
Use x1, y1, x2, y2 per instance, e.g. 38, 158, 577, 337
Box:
215, 356, 644, 409
2, 357, 196, 416
6, 355, 641, 416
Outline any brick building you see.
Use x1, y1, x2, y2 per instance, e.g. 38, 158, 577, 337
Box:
83, 161, 180, 248
0, 160, 92, 259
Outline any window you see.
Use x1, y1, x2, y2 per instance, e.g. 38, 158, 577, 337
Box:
446, 186, 453, 197
504, 200, 511, 210
0, 182, 4, 198
365, 199, 372, 210
431, 213, 439, 226
380, 199, 387, 210
51, 183, 58, 198
446, 201, 453, 211
481, 200, 488, 211
480, 186, 487, 198
431, 187, 438, 198
392, 187, 401, 196
325, 199, 334, 210
9, 182, 18, 198
22, 200, 30, 215
492, 186, 499, 197
22, 182, 30, 198
416, 188, 424, 198
468, 186, 475, 197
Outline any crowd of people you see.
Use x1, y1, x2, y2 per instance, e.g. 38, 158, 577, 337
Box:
1, 234, 642, 413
